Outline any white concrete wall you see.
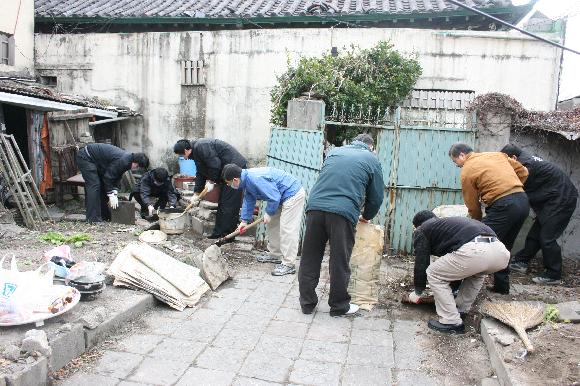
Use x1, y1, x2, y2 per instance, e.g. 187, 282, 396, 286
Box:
35, 28, 561, 166
0, 0, 34, 76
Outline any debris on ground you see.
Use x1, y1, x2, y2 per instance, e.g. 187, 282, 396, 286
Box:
192, 244, 230, 290
21, 329, 51, 357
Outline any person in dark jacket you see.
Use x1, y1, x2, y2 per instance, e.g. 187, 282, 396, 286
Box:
132, 168, 180, 219
409, 210, 510, 334
76, 143, 149, 223
173, 138, 248, 239
500, 144, 578, 285
298, 134, 384, 317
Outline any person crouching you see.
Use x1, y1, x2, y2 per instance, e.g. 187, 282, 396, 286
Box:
132, 168, 180, 219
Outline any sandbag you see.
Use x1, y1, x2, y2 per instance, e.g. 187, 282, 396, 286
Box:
348, 223, 384, 311
432, 204, 468, 218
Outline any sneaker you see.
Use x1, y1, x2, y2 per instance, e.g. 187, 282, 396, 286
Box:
532, 275, 561, 285
256, 255, 282, 264
271, 264, 296, 276
427, 320, 465, 334
509, 261, 529, 274
345, 303, 360, 315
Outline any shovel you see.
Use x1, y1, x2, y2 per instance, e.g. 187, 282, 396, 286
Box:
214, 218, 262, 247
172, 186, 209, 219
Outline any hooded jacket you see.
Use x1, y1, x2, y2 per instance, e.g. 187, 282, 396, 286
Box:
188, 139, 247, 193
85, 143, 133, 193
306, 141, 384, 226
135, 170, 180, 207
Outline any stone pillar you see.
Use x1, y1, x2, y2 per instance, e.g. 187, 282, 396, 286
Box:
286, 99, 325, 130
474, 112, 512, 152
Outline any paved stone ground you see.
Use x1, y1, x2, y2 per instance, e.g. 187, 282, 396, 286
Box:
59, 262, 441, 386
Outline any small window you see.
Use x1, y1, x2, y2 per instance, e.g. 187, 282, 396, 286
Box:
40, 76, 58, 87
181, 60, 205, 86
1, 33, 11, 65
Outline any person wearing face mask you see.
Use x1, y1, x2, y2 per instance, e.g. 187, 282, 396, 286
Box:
173, 138, 247, 239
131, 168, 180, 219
222, 164, 305, 276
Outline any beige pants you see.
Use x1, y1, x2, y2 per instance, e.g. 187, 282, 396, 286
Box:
267, 188, 306, 268
427, 240, 510, 325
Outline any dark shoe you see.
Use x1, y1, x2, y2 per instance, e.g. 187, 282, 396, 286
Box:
459, 312, 468, 320
206, 234, 221, 240
427, 320, 465, 334
509, 262, 529, 274
532, 275, 561, 285
218, 237, 235, 245
487, 286, 509, 295
140, 211, 148, 219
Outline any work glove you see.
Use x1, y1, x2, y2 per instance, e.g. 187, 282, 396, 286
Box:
263, 213, 271, 224
205, 181, 215, 193
147, 205, 155, 217
107, 191, 119, 209
358, 215, 370, 223
190, 194, 201, 205
408, 291, 422, 304
237, 221, 248, 235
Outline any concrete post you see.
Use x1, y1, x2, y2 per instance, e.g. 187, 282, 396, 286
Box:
286, 99, 325, 130
474, 112, 512, 152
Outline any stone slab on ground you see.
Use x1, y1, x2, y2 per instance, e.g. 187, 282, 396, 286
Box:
49, 323, 86, 371
556, 301, 580, 323
480, 318, 519, 386
2, 357, 48, 386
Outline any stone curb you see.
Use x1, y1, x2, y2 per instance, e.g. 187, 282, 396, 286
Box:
480, 318, 519, 386
2, 292, 155, 386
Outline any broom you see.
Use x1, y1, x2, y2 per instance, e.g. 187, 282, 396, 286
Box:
481, 301, 545, 352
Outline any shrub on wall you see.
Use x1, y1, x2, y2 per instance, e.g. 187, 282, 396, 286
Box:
270, 42, 422, 142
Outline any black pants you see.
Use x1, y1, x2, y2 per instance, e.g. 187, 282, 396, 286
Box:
514, 197, 577, 279
482, 192, 529, 292
298, 211, 356, 316
132, 192, 169, 214
211, 183, 243, 237
76, 151, 111, 223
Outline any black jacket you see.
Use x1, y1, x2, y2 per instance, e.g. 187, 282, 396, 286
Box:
134, 170, 179, 207
517, 151, 578, 210
188, 139, 247, 193
413, 217, 496, 293
85, 143, 132, 193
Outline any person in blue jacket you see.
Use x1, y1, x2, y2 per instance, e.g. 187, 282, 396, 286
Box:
299, 133, 384, 317
222, 164, 306, 276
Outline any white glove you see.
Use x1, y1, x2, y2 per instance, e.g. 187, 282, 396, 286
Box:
408, 291, 422, 304
108, 191, 119, 209
148, 205, 155, 216
263, 213, 271, 224
190, 195, 201, 205
205, 181, 215, 193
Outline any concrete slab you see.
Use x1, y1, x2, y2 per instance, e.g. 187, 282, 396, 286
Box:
239, 351, 293, 383
195, 346, 248, 372
2, 357, 48, 386
176, 367, 235, 386
93, 351, 143, 379
128, 356, 190, 385
480, 318, 516, 386
148, 338, 206, 362
289, 359, 342, 386
556, 301, 580, 323
49, 323, 85, 371
342, 364, 392, 386
299, 340, 348, 363
253, 334, 303, 360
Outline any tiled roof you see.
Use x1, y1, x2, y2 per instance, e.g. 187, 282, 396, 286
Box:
35, 0, 515, 19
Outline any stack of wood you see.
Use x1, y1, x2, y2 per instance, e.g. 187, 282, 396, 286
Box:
108, 242, 210, 310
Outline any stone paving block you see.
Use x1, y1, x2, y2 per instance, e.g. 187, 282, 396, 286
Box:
212, 327, 262, 350
224, 313, 272, 330
395, 370, 439, 386
171, 321, 224, 343
145, 315, 184, 335
556, 301, 580, 322
231, 278, 261, 290
148, 338, 206, 362
195, 346, 249, 372
118, 381, 153, 386
50, 322, 86, 371
299, 339, 348, 363
254, 334, 304, 359
274, 307, 314, 323
265, 320, 309, 339
60, 373, 119, 386
342, 364, 393, 385
393, 320, 425, 370
281, 296, 301, 310
188, 308, 233, 324
289, 359, 341, 386
94, 351, 144, 379
215, 287, 253, 300
129, 356, 190, 385
352, 317, 391, 331
232, 376, 283, 386
117, 333, 165, 355
262, 272, 298, 284
312, 311, 353, 329
247, 290, 287, 306
236, 300, 280, 318
176, 367, 236, 386
154, 304, 198, 319
239, 351, 293, 383
350, 329, 393, 347
254, 281, 294, 293
347, 344, 394, 368
4, 357, 48, 386
204, 295, 246, 313
306, 323, 350, 343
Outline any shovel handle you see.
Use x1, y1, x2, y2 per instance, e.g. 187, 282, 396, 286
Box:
175, 187, 209, 218
216, 218, 262, 245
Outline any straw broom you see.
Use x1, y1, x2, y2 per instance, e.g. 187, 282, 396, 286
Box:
481, 301, 545, 352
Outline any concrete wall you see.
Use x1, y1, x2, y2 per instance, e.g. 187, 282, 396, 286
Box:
0, 0, 34, 76
34, 28, 561, 166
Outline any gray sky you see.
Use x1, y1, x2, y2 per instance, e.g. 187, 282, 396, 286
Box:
514, 0, 580, 101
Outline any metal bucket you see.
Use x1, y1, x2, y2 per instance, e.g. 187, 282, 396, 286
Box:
158, 208, 188, 235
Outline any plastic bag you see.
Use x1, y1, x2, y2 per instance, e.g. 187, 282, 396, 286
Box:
43, 245, 74, 264
0, 255, 32, 324
66, 261, 106, 282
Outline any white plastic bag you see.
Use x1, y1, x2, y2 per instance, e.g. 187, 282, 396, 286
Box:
0, 255, 32, 324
